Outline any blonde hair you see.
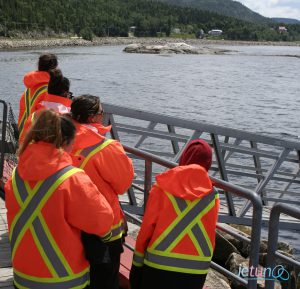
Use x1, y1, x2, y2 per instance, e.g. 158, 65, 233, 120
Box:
18, 109, 76, 156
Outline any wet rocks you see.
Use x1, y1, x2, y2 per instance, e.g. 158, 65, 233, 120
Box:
123, 42, 230, 55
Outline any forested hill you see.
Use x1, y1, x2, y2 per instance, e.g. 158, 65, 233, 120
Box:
0, 0, 300, 41
157, 0, 272, 24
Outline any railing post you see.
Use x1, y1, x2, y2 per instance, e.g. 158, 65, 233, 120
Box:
0, 101, 8, 180
144, 159, 153, 210
266, 203, 300, 289
211, 133, 236, 217
247, 194, 263, 289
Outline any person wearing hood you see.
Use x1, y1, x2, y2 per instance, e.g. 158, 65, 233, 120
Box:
70, 95, 134, 289
18, 53, 58, 137
130, 139, 219, 289
5, 109, 114, 289
19, 68, 72, 143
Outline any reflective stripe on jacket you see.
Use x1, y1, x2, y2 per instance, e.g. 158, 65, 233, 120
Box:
10, 166, 90, 288
18, 71, 50, 133
18, 84, 48, 137
72, 122, 134, 242
5, 142, 114, 288
133, 164, 220, 274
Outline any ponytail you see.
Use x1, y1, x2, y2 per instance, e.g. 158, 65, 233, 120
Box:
48, 68, 70, 97
18, 109, 76, 156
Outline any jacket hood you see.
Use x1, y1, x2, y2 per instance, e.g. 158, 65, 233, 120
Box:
72, 122, 105, 151
23, 71, 50, 88
156, 164, 213, 201
18, 142, 73, 181
39, 93, 72, 114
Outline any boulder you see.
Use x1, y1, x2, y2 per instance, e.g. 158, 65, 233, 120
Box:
123, 42, 230, 55
225, 253, 282, 289
204, 268, 231, 289
213, 231, 240, 266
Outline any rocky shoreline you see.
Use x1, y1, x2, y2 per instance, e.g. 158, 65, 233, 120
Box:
0, 37, 300, 50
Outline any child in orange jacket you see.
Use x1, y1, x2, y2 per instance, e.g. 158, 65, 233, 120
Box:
130, 139, 219, 289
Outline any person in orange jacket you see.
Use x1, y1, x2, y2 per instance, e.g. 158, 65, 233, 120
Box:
5, 109, 114, 289
130, 139, 220, 289
18, 53, 58, 137
19, 68, 72, 143
70, 95, 134, 289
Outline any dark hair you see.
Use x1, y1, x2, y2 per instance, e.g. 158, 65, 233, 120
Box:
48, 69, 70, 97
71, 94, 101, 123
18, 109, 76, 155
38, 54, 58, 71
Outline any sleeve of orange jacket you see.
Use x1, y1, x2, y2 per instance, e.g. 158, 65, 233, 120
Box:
97, 140, 134, 195
132, 184, 161, 267
66, 171, 114, 240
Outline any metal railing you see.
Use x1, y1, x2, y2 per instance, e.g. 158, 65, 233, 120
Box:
102, 103, 300, 230
122, 144, 263, 289
265, 203, 300, 289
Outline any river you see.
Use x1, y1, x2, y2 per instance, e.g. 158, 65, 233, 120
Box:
0, 43, 299, 258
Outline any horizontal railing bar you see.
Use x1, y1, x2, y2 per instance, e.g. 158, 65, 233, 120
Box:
210, 261, 248, 285
115, 123, 188, 142
103, 103, 300, 150
220, 143, 298, 162
217, 224, 251, 244
275, 251, 300, 268
262, 197, 300, 206
264, 188, 300, 196
136, 148, 175, 158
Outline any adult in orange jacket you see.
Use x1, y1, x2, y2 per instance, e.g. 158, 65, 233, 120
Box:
18, 53, 58, 137
130, 139, 220, 289
5, 109, 114, 289
19, 68, 72, 143
70, 95, 134, 289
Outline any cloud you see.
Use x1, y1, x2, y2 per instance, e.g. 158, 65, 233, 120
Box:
237, 0, 300, 19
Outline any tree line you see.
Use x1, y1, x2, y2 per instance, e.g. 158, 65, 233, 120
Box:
0, 0, 300, 41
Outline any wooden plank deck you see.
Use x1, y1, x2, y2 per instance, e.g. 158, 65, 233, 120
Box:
0, 198, 13, 289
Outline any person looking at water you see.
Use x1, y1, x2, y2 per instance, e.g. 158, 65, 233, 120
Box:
130, 139, 220, 289
70, 95, 134, 289
19, 68, 73, 143
18, 53, 58, 138
5, 109, 114, 289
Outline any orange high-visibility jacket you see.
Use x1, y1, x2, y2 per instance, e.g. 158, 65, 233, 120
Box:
19, 94, 72, 144
5, 141, 114, 289
71, 122, 134, 242
18, 71, 50, 136
132, 164, 219, 275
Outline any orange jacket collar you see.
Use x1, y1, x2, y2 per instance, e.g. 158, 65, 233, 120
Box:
43, 93, 72, 107
72, 122, 106, 150
155, 164, 213, 201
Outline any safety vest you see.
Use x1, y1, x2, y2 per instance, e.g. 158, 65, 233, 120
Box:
10, 165, 89, 289
75, 138, 126, 242
18, 84, 47, 137
133, 190, 219, 274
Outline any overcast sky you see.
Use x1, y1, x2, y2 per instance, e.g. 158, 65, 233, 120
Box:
237, 0, 300, 20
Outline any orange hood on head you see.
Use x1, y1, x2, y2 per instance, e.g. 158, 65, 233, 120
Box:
155, 164, 213, 201
23, 71, 50, 88
18, 142, 73, 181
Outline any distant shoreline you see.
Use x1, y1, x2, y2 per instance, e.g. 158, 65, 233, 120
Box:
0, 36, 300, 50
